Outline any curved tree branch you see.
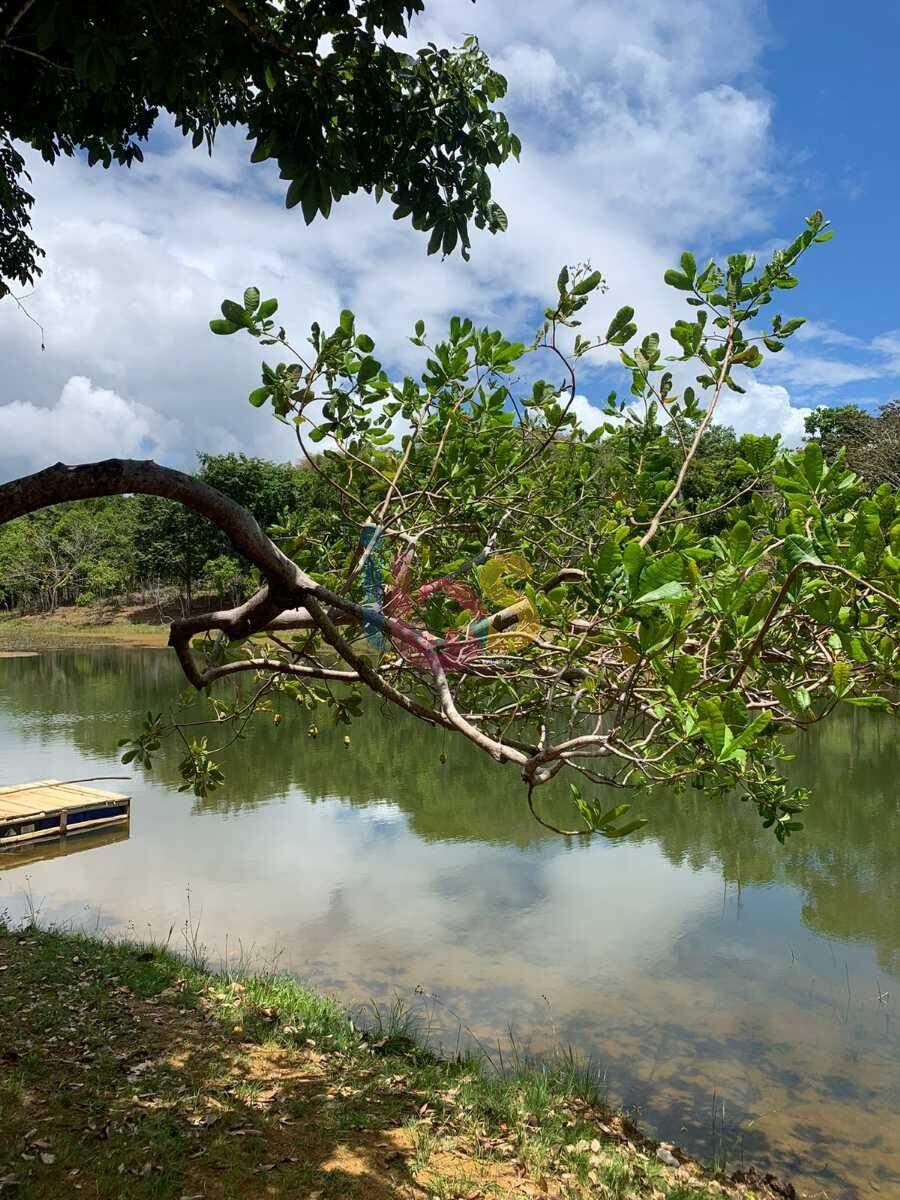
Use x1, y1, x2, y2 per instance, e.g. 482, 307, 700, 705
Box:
0, 457, 535, 768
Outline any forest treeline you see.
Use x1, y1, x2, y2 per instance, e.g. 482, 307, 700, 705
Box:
1, 400, 896, 615
0, 452, 332, 613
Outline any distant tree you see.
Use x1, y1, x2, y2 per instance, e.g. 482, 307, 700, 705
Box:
804, 404, 874, 462
855, 399, 900, 489
135, 452, 308, 606
806, 400, 900, 488
0, 0, 518, 296
0, 498, 137, 610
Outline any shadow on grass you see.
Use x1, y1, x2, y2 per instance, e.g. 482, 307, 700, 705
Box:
0, 925, 422, 1199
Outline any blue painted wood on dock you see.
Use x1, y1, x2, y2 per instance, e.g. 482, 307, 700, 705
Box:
0, 781, 130, 847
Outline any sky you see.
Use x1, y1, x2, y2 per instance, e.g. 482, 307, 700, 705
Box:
1, 0, 899, 480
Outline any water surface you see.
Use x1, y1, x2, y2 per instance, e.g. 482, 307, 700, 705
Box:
0, 648, 897, 1197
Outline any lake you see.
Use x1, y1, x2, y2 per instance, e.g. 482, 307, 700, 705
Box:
1, 647, 897, 1197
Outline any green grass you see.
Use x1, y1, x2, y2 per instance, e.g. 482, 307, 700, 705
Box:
0, 919, 770, 1199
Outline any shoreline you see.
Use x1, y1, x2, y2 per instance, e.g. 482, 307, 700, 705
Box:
0, 606, 171, 650
0, 920, 790, 1199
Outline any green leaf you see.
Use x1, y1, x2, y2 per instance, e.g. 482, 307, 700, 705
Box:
257, 298, 278, 320
221, 299, 250, 327
357, 356, 381, 385
606, 305, 635, 341
355, 333, 375, 353
209, 319, 239, 335
572, 270, 603, 296
425, 221, 443, 257
697, 699, 729, 757
847, 695, 891, 710
592, 541, 621, 578
243, 286, 260, 315
803, 440, 824, 488
623, 542, 646, 591
340, 309, 355, 335
664, 269, 692, 290
638, 553, 684, 596
248, 386, 269, 407
285, 177, 305, 209
831, 660, 851, 695
720, 711, 772, 760
490, 203, 508, 233
783, 535, 822, 570
603, 818, 649, 839
300, 186, 320, 225
635, 581, 687, 605
729, 520, 753, 561
671, 654, 700, 699
680, 251, 697, 281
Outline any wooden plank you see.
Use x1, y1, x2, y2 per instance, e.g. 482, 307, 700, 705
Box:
51, 783, 129, 803
0, 780, 128, 802
11, 787, 102, 811
0, 784, 128, 817
0, 796, 53, 816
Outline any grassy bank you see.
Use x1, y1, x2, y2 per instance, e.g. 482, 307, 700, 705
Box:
0, 922, 789, 1200
0, 605, 169, 649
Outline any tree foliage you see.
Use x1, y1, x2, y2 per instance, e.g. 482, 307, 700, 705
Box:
805, 400, 900, 490
0, 453, 319, 610
0, 0, 517, 295
2, 212, 898, 841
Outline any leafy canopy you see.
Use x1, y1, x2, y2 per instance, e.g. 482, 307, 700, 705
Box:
0, 1, 517, 295
127, 208, 899, 839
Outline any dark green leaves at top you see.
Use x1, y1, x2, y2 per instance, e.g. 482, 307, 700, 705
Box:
221, 299, 251, 328
606, 306, 637, 345
210, 318, 239, 336
357, 356, 381, 385
664, 268, 693, 291
572, 270, 603, 296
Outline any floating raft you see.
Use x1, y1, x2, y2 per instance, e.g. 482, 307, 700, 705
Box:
0, 780, 130, 848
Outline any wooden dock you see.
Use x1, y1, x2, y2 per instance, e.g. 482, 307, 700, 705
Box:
0, 781, 130, 849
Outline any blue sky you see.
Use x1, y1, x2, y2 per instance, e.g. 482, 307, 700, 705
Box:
765, 3, 900, 344
1, 0, 898, 478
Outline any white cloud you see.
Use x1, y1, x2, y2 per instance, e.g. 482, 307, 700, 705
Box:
772, 350, 883, 391
793, 320, 865, 349
569, 393, 606, 432
0, 376, 182, 477
492, 43, 572, 109
715, 381, 811, 446
0, 0, 867, 480
872, 330, 900, 373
